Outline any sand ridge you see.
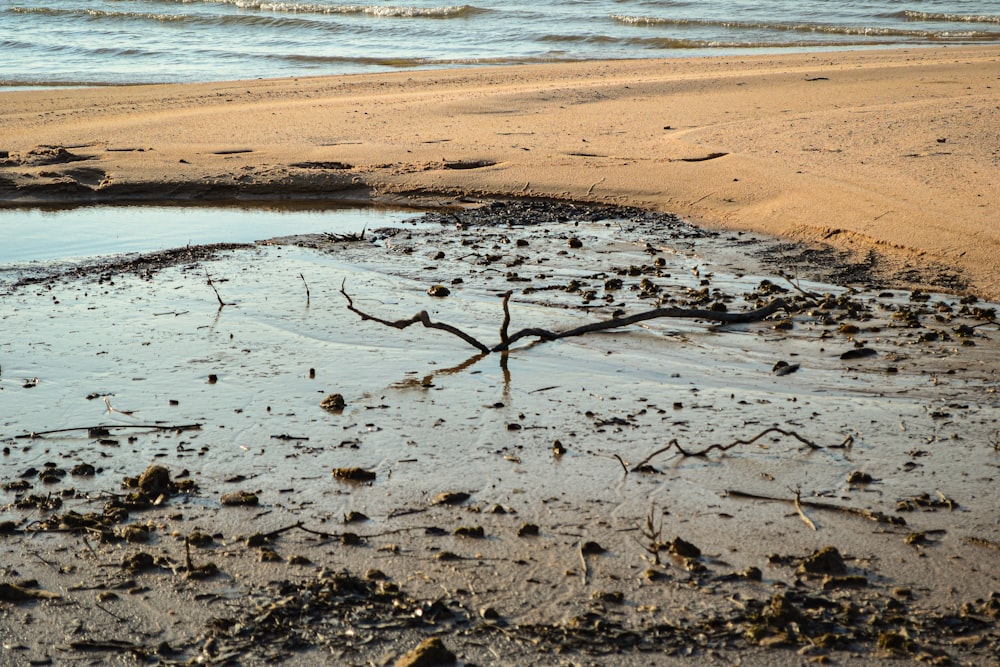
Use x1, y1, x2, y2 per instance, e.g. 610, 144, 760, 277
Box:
0, 46, 998, 296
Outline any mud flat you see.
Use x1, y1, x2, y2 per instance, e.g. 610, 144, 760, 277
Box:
1, 201, 999, 666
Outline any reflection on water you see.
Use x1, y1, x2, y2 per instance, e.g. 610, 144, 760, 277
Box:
0, 202, 421, 264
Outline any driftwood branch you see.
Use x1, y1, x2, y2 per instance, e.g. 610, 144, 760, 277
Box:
631, 427, 826, 471
494, 298, 789, 352
340, 281, 789, 355
340, 280, 491, 353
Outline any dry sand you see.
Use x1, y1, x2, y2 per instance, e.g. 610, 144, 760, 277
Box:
1, 46, 998, 296
2, 48, 1000, 666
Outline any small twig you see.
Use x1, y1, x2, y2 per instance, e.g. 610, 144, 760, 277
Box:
578, 543, 589, 587
792, 487, 818, 531
586, 177, 606, 197
299, 273, 311, 307
613, 454, 629, 475
205, 270, 229, 309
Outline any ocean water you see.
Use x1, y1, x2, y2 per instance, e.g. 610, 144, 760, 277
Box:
1, 0, 998, 86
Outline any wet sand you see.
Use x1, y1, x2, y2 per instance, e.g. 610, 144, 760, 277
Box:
2, 202, 1000, 665
0, 46, 998, 297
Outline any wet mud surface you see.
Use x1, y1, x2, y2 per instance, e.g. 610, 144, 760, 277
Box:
1, 201, 999, 666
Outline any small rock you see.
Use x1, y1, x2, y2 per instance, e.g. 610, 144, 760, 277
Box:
432, 491, 470, 506
137, 465, 172, 496
668, 536, 701, 559
394, 637, 456, 667
332, 468, 376, 483
797, 545, 847, 576
517, 523, 539, 537
427, 285, 450, 297
220, 490, 259, 507
847, 470, 874, 484
320, 393, 346, 412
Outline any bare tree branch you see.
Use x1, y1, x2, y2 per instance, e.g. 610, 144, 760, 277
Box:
340, 281, 789, 356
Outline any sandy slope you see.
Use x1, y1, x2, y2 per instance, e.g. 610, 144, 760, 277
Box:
0, 46, 997, 296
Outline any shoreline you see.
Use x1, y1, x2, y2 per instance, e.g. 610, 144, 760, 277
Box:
0, 46, 998, 298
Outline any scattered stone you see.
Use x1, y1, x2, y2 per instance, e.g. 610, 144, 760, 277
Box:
427, 285, 450, 297
847, 471, 874, 484
517, 523, 539, 537
668, 536, 701, 559
454, 525, 484, 538
137, 465, 172, 496
332, 468, 376, 483
432, 491, 470, 506
320, 393, 346, 412
394, 637, 456, 667
797, 546, 847, 576
220, 491, 259, 507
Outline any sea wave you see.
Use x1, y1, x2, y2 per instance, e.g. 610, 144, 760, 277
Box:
898, 10, 1000, 25
8, 6, 345, 31
107, 0, 487, 19
610, 14, 997, 39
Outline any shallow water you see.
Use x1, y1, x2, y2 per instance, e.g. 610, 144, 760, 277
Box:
0, 203, 418, 264
2, 0, 998, 85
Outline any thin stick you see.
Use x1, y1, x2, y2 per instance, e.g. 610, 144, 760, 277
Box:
613, 454, 629, 475
15, 423, 202, 439
727, 489, 906, 526
578, 543, 589, 587
631, 426, 822, 470
340, 280, 490, 353
300, 273, 311, 307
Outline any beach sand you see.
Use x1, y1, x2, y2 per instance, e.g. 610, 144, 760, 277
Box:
2, 48, 1000, 666
1, 46, 998, 296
